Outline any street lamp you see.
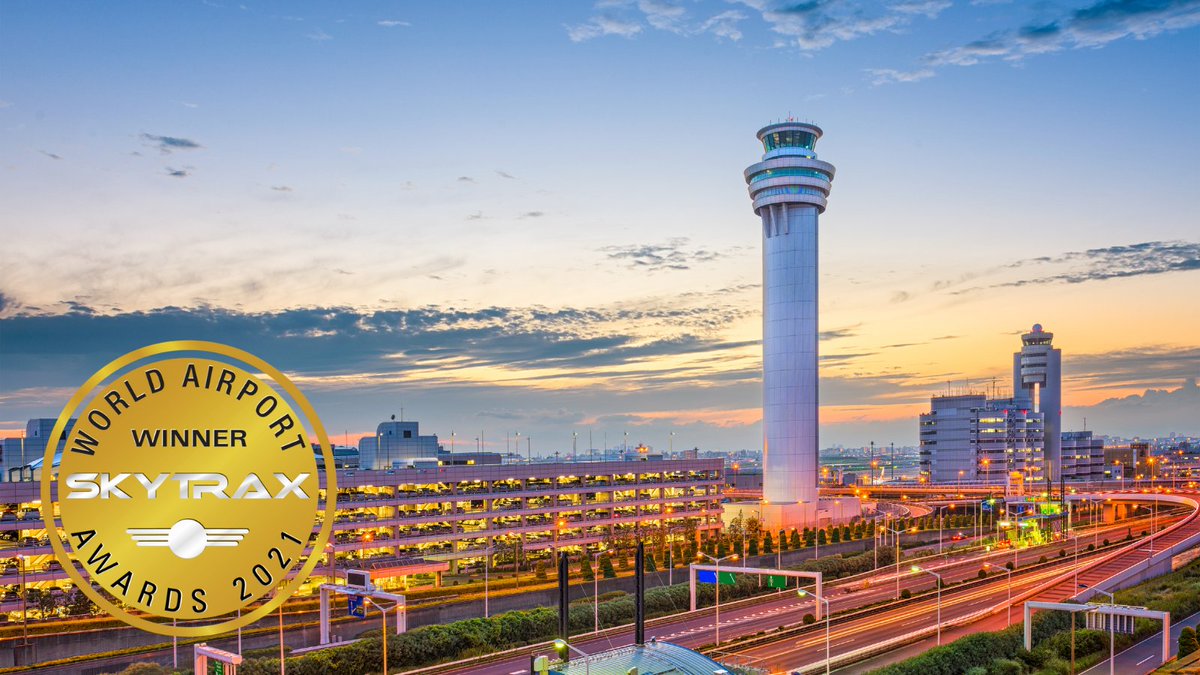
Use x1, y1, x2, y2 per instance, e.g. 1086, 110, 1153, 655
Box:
983, 562, 1013, 626
934, 504, 954, 556
698, 552, 738, 646
1080, 584, 1115, 675
591, 550, 605, 632
798, 589, 831, 675
553, 639, 591, 675
911, 566, 943, 645
365, 597, 401, 675
882, 526, 913, 600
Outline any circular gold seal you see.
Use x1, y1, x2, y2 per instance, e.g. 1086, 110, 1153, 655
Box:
41, 341, 337, 638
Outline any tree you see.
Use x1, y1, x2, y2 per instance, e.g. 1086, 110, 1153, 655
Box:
580, 556, 595, 581
25, 587, 58, 619
645, 553, 657, 573
817, 529, 827, 546
599, 555, 617, 579
65, 587, 96, 616
534, 561, 547, 580
830, 528, 841, 544
1180, 627, 1199, 658
790, 529, 802, 549
763, 531, 774, 555
748, 537, 760, 556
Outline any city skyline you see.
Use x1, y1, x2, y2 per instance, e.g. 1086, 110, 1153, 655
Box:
2, 1, 1199, 452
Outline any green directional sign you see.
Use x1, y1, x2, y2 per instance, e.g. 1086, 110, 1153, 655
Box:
718, 571, 736, 585
767, 575, 788, 589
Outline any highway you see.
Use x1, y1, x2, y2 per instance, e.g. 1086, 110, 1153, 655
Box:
416, 516, 1156, 675
1080, 609, 1200, 675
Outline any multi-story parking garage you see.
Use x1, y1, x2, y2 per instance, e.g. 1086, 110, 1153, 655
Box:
0, 457, 723, 615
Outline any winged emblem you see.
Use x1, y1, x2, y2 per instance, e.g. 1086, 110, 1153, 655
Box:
127, 518, 249, 560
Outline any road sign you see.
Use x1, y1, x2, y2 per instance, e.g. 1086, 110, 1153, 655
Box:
767, 575, 788, 589
348, 594, 365, 618
698, 570, 737, 585
207, 662, 225, 675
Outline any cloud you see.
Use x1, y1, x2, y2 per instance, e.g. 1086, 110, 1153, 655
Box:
882, 0, 1200, 82
39, 150, 63, 160
0, 100, 11, 109
270, 185, 294, 192
377, 19, 411, 27
892, 0, 953, 18
495, 170, 517, 179
1065, 345, 1200, 391
969, 240, 1200, 292
457, 176, 475, 183
700, 10, 748, 40
165, 167, 190, 178
1066, 378, 1200, 436
307, 29, 333, 41
519, 211, 545, 219
867, 67, 935, 85
600, 237, 724, 271
734, 0, 941, 50
0, 302, 756, 400
637, 0, 687, 32
140, 133, 202, 154
890, 290, 911, 303
819, 325, 859, 341
567, 15, 644, 41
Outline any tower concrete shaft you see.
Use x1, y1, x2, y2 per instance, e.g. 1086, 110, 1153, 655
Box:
745, 121, 835, 518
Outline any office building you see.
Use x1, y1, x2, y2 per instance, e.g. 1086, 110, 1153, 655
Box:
919, 394, 1045, 485
1013, 324, 1063, 479
745, 120, 854, 528
1061, 431, 1104, 483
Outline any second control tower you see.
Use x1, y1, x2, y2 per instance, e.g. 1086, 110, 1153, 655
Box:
744, 121, 846, 528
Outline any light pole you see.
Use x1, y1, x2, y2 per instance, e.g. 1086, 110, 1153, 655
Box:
934, 505, 953, 556
883, 526, 910, 599
983, 562, 1013, 626
553, 639, 592, 675
591, 551, 604, 632
278, 584, 286, 675
484, 548, 490, 618
798, 589, 831, 675
365, 597, 399, 675
912, 566, 943, 645
698, 552, 738, 646
1081, 584, 1115, 675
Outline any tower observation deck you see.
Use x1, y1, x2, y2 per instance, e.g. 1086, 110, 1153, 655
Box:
744, 121, 838, 528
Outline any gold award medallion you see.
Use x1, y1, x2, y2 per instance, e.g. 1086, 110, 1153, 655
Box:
41, 341, 337, 637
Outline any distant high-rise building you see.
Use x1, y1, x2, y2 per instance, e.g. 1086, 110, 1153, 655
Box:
744, 120, 837, 528
919, 394, 1045, 485
3, 418, 76, 481
357, 420, 442, 470
1013, 324, 1062, 479
1062, 431, 1104, 483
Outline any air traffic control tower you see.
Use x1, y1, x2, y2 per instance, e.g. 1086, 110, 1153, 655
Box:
744, 120, 857, 529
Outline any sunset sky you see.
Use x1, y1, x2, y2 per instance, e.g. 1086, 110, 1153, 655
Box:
2, 0, 1198, 453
